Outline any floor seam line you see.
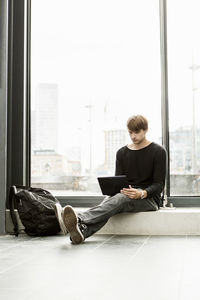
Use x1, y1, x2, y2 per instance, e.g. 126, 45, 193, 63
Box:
177, 234, 188, 300
0, 237, 41, 253
90, 235, 115, 252
0, 255, 38, 276
126, 235, 151, 264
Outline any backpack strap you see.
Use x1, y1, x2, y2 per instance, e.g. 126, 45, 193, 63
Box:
9, 186, 19, 236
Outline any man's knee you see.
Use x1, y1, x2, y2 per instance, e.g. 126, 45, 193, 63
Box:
115, 193, 129, 201
111, 193, 131, 207
101, 193, 130, 206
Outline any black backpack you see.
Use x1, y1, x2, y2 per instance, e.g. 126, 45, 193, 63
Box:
9, 185, 61, 236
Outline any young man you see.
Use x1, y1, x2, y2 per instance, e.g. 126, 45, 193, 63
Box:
54, 115, 167, 244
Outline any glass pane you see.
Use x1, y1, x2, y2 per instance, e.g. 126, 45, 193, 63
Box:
168, 0, 200, 196
31, 0, 161, 196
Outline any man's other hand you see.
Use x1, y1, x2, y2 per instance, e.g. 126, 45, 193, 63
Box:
120, 185, 144, 199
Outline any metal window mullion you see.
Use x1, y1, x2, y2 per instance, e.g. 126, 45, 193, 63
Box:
24, 0, 31, 186
159, 0, 170, 198
0, 0, 9, 234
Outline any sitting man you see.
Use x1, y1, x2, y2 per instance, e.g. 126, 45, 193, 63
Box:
54, 115, 167, 244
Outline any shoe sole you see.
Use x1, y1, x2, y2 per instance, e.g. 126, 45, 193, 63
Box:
54, 203, 68, 235
63, 205, 84, 244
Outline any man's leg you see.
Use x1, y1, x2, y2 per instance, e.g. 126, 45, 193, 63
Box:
78, 193, 131, 225
54, 194, 158, 243
78, 194, 158, 239
56, 193, 129, 243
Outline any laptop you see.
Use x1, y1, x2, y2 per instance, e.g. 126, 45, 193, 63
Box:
97, 175, 129, 196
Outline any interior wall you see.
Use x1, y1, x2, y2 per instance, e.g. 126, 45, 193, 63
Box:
0, 0, 8, 235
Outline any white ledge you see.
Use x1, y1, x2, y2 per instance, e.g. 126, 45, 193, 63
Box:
76, 207, 200, 235
6, 208, 200, 236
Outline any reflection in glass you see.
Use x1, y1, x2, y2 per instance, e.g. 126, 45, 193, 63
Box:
31, 0, 161, 195
168, 0, 200, 195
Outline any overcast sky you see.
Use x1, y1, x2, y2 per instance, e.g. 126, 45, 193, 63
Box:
31, 0, 200, 167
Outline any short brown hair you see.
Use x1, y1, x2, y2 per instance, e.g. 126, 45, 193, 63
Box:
127, 115, 148, 132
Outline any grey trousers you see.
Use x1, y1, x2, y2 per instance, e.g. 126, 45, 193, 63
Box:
78, 193, 158, 239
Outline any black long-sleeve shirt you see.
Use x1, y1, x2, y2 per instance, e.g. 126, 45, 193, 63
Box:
115, 142, 167, 205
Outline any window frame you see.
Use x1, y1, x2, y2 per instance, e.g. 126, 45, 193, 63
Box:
7, 0, 200, 207
7, 0, 31, 203
0, 0, 9, 234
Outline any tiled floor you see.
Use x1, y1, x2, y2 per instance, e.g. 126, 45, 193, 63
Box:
0, 234, 200, 300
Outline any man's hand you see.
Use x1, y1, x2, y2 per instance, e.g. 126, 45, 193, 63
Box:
120, 185, 146, 199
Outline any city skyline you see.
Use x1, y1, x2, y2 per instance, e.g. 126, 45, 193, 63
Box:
31, 81, 200, 179
30, 82, 200, 197
30, 0, 200, 196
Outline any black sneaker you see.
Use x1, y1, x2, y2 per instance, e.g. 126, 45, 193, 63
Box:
54, 202, 68, 235
62, 205, 84, 244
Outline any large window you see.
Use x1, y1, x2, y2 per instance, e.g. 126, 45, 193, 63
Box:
168, 0, 200, 195
31, 0, 161, 196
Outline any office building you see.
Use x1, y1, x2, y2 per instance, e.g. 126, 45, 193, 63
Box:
35, 83, 58, 152
104, 129, 128, 172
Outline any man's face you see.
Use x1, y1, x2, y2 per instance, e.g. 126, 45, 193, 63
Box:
128, 129, 147, 144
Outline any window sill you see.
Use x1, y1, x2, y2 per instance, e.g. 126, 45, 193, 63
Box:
75, 207, 200, 235
5, 207, 200, 235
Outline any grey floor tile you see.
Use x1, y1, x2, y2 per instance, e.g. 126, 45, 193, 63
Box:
1, 234, 200, 300
177, 236, 200, 300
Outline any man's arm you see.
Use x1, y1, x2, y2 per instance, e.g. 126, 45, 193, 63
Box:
115, 149, 124, 175
145, 147, 167, 198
